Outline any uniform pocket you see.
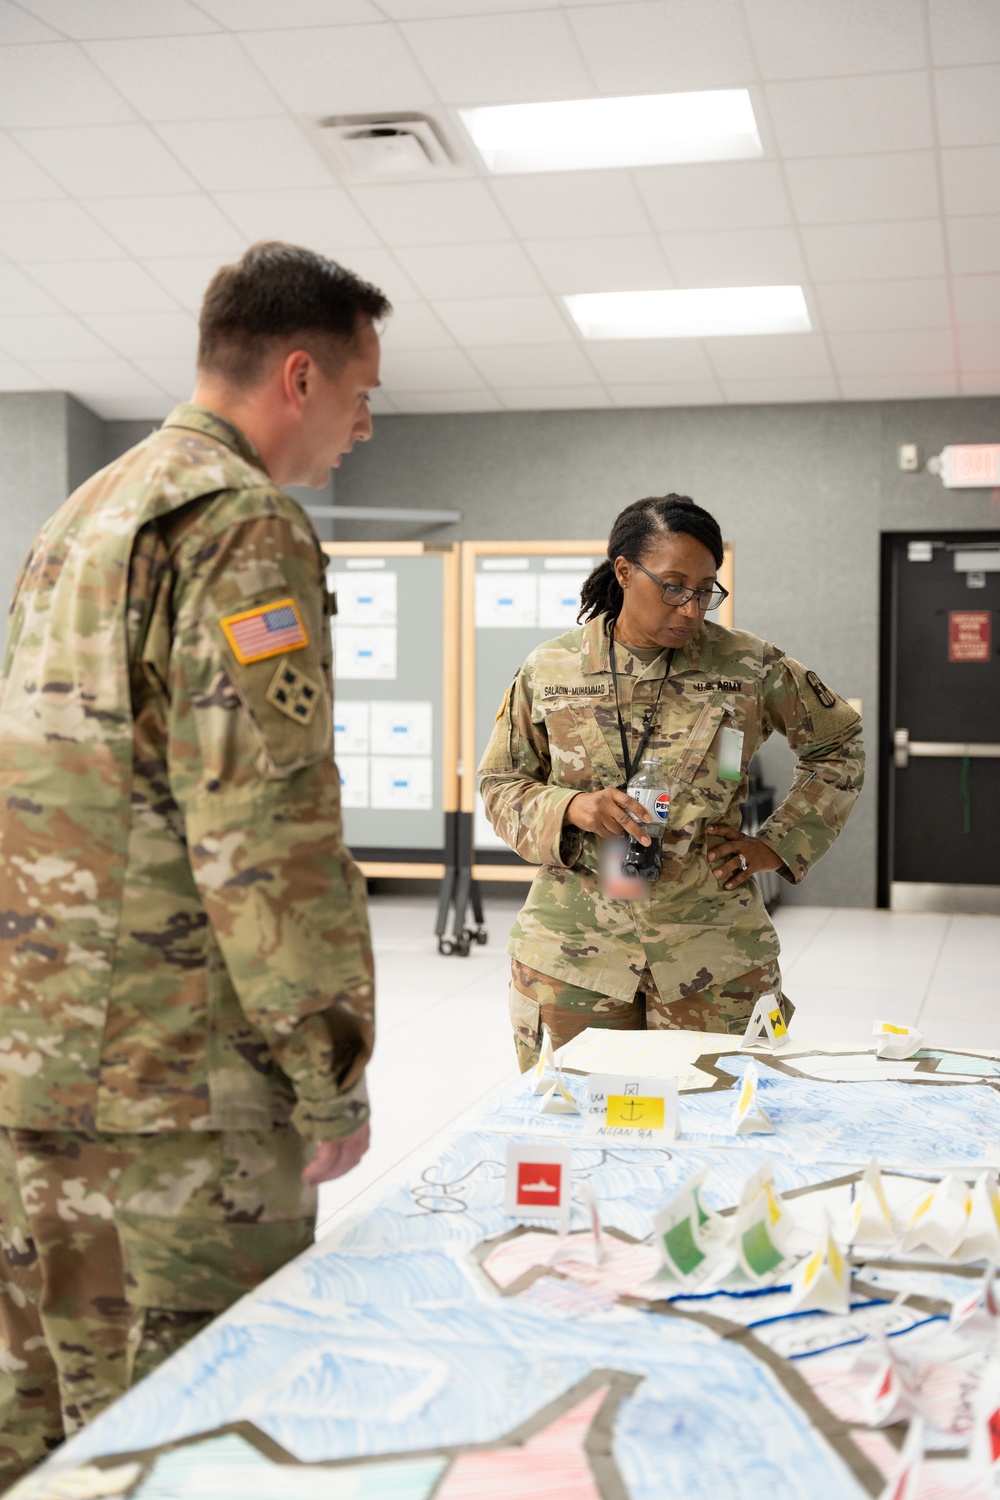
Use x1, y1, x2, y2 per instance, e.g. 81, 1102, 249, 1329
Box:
508, 980, 541, 1048
674, 702, 727, 784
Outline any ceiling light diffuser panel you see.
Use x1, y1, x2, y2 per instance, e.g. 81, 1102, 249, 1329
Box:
564, 286, 812, 340
459, 91, 762, 174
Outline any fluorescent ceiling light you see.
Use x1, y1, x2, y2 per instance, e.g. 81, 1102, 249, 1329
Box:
460, 90, 762, 174
565, 286, 812, 340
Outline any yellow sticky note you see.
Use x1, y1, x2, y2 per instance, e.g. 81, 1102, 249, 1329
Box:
606, 1095, 665, 1130
880, 1023, 909, 1035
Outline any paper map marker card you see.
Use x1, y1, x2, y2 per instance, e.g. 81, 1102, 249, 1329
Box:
505, 1142, 572, 1235
859, 1331, 923, 1428
900, 1174, 971, 1258
734, 1161, 793, 1285
873, 1020, 924, 1061
585, 1073, 678, 1145
958, 1171, 1000, 1263
877, 1415, 924, 1500
788, 1216, 850, 1315
850, 1156, 901, 1248
532, 1025, 557, 1095
651, 1167, 727, 1286
971, 1356, 1000, 1477
950, 1261, 1000, 1333
739, 995, 789, 1052
550, 1183, 605, 1268
730, 1060, 774, 1135
539, 1072, 580, 1115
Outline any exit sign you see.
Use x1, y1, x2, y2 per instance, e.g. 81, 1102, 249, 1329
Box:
939, 444, 1000, 488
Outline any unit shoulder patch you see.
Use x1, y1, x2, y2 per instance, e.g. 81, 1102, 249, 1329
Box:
265, 660, 322, 725
805, 670, 837, 709
495, 687, 510, 724
220, 598, 308, 665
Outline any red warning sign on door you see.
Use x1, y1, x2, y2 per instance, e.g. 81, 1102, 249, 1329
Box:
949, 611, 992, 663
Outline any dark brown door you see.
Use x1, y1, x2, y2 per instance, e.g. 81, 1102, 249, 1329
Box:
879, 532, 1000, 907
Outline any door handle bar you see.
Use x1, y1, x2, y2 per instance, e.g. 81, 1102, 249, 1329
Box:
894, 728, 1000, 769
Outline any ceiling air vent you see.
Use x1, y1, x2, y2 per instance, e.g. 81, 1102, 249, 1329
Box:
318, 113, 458, 182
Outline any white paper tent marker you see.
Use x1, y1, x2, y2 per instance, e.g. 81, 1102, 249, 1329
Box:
971, 1356, 1000, 1476
876, 1416, 925, 1500
739, 994, 789, 1052
651, 1167, 728, 1286
730, 1060, 774, 1135
532, 1024, 558, 1096
733, 1161, 793, 1285
873, 1019, 924, 1061
958, 1171, 1000, 1264
900, 1175, 972, 1259
539, 1072, 580, 1115
950, 1261, 1000, 1334
850, 1156, 902, 1248
858, 1330, 924, 1428
788, 1216, 851, 1316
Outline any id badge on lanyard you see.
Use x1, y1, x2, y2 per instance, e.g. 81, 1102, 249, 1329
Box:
717, 714, 744, 783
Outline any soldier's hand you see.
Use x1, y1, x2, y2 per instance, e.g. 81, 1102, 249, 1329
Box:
565, 788, 652, 844
706, 825, 783, 891
301, 1120, 370, 1185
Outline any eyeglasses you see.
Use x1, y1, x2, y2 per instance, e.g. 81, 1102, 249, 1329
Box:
632, 560, 729, 611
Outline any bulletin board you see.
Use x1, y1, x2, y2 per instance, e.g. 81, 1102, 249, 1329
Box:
461, 540, 735, 882
324, 542, 459, 881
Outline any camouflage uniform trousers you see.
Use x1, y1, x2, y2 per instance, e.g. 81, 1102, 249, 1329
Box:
509, 959, 793, 1073
0, 1126, 315, 1493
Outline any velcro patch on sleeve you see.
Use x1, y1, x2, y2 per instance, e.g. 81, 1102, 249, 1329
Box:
220, 598, 308, 665
266, 660, 322, 725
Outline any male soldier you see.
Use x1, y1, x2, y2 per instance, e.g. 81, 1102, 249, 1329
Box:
0, 242, 389, 1490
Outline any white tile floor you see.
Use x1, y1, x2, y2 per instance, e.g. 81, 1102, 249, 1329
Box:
315, 894, 1000, 1236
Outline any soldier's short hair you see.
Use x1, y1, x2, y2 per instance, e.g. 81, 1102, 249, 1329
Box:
198, 241, 392, 387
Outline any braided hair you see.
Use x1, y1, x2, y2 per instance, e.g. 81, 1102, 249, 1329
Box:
578, 494, 724, 624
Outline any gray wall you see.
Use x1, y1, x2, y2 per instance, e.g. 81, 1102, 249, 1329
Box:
334, 396, 1000, 908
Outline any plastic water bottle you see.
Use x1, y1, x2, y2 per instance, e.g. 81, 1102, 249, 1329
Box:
621, 753, 670, 884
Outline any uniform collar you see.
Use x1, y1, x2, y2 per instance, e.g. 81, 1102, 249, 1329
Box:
581, 612, 708, 676
162, 404, 269, 475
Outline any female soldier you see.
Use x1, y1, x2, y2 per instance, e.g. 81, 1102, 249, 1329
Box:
478, 494, 864, 1071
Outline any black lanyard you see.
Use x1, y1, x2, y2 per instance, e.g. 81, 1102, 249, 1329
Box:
608, 620, 675, 785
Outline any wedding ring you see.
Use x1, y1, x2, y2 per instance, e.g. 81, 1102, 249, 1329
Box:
738, 853, 748, 873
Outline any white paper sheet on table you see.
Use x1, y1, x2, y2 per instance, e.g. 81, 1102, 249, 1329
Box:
333, 625, 397, 681
333, 699, 369, 755
369, 701, 433, 756
370, 756, 433, 810
331, 570, 397, 625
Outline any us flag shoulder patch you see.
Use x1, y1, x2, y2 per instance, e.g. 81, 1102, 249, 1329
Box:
220, 598, 309, 665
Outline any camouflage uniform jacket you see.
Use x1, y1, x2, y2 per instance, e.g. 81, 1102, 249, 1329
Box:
479, 614, 864, 1002
0, 405, 373, 1140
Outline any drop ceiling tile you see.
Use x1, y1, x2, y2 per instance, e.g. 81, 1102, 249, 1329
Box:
784, 152, 939, 225
929, 0, 1000, 66
0, 265, 61, 316
13, 124, 199, 197
490, 173, 651, 241
0, 43, 135, 129
634, 161, 791, 235
84, 311, 198, 360
941, 147, 1000, 216
957, 326, 1000, 372
744, 0, 925, 78
498, 386, 611, 409
952, 274, 1000, 325
86, 194, 248, 257
27, 260, 179, 313
433, 295, 572, 346
380, 0, 559, 16
801, 219, 945, 281
934, 65, 1000, 148
0, 3, 61, 42
199, 0, 383, 26
24, 355, 168, 401
0, 314, 115, 361
814, 279, 951, 332
132, 356, 195, 398
157, 119, 332, 194
526, 235, 673, 294
828, 328, 955, 376
608, 381, 723, 407
838, 372, 960, 398
402, 12, 592, 105
468, 343, 595, 385
351, 181, 512, 247
394, 241, 543, 300
567, 0, 756, 93
379, 302, 454, 350
18, 0, 219, 36
721, 376, 841, 404
662, 226, 807, 288
380, 348, 486, 391
84, 35, 284, 120
584, 340, 715, 384
947, 216, 1000, 275
142, 255, 228, 310
766, 73, 933, 157
0, 358, 46, 391
703, 332, 833, 380
0, 200, 127, 261
339, 248, 422, 303
214, 186, 380, 250
239, 24, 436, 115
388, 390, 503, 412
0, 133, 64, 199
